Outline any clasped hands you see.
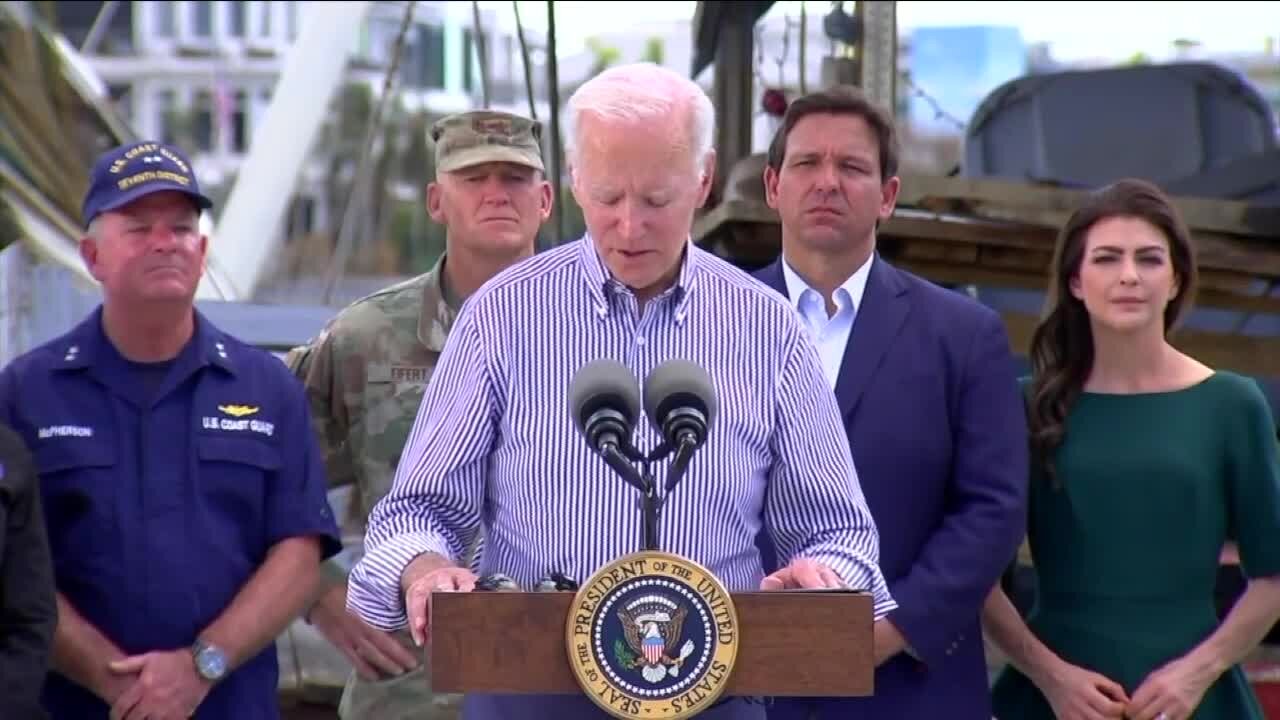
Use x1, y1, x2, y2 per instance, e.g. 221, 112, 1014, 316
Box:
103, 648, 211, 720
1043, 655, 1214, 720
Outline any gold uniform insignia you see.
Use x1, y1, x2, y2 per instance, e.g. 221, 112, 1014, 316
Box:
218, 404, 260, 418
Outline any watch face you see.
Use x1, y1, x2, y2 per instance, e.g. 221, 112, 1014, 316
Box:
197, 646, 228, 680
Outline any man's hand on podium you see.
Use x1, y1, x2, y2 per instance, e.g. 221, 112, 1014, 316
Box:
759, 557, 846, 590
400, 553, 479, 647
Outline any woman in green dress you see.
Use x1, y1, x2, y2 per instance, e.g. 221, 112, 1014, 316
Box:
984, 178, 1280, 720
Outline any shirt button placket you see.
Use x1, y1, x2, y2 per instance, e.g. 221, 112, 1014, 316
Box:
633, 332, 650, 405
632, 304, 660, 437
632, 299, 655, 381
629, 330, 650, 392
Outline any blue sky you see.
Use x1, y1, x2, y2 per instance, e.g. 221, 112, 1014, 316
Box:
895, 1, 1278, 61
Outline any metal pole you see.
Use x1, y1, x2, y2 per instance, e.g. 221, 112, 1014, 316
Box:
546, 0, 564, 246
641, 463, 659, 552
321, 2, 415, 304
470, 1, 491, 107
81, 0, 121, 55
512, 1, 538, 120
859, 1, 898, 109
643, 488, 659, 551
799, 2, 808, 94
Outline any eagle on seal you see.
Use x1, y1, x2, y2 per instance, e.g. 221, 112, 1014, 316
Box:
618, 595, 697, 683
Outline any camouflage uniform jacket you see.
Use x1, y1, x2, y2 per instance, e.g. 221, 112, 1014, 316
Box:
286, 255, 458, 560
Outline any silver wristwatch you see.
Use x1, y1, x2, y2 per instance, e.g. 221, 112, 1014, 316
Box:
192, 639, 229, 683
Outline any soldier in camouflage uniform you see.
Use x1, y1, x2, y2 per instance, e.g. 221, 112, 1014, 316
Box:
283, 109, 553, 720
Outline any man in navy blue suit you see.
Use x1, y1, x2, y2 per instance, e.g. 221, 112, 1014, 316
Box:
754, 86, 1029, 719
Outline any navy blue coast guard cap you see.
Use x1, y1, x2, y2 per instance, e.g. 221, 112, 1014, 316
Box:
81, 141, 214, 228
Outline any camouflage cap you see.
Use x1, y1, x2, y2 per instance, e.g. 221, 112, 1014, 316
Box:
432, 110, 545, 174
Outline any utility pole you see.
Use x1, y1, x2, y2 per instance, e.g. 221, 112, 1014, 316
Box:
546, 0, 564, 247
859, 1, 898, 110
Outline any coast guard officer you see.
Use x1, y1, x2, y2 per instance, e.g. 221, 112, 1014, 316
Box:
0, 140, 343, 719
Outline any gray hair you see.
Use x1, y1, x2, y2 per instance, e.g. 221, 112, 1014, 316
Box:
85, 215, 104, 240
564, 62, 716, 178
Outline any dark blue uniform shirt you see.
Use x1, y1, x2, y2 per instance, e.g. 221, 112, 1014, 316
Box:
0, 307, 342, 719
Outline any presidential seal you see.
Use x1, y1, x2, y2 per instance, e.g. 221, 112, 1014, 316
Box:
566, 551, 739, 720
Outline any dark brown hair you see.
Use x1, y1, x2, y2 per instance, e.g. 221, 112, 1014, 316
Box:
1029, 178, 1198, 482
765, 85, 899, 181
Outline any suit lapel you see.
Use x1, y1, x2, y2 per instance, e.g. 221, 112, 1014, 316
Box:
756, 258, 788, 297
834, 256, 911, 420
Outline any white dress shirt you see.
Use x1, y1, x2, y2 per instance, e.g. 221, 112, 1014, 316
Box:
780, 253, 874, 388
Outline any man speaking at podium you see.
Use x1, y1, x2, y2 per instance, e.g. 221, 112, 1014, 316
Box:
346, 62, 896, 720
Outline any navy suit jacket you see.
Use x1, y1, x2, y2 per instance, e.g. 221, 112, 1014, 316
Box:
754, 255, 1028, 719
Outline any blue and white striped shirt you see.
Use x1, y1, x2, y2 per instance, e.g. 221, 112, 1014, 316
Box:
347, 235, 895, 630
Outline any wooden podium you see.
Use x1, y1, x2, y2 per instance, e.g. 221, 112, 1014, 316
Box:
428, 582, 875, 714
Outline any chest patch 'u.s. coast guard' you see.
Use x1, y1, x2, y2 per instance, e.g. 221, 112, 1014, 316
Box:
202, 403, 274, 437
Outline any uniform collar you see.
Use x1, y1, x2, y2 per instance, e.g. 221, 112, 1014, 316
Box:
417, 253, 459, 353
576, 234, 700, 325
56, 305, 238, 377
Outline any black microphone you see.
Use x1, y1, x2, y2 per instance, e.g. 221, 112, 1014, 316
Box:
643, 360, 717, 496
568, 359, 648, 497
643, 359, 718, 450
568, 358, 641, 455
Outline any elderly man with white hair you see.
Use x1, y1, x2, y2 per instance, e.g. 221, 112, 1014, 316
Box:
347, 62, 893, 720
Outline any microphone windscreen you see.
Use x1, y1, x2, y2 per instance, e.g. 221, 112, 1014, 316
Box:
568, 359, 641, 435
642, 359, 718, 434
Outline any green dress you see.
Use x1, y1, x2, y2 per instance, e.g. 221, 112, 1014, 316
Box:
991, 371, 1280, 720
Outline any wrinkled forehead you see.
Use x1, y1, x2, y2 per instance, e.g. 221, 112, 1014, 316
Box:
787, 135, 878, 163
786, 113, 881, 159
573, 147, 702, 193
577, 112, 700, 160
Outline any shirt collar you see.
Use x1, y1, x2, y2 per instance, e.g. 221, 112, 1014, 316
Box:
781, 252, 875, 317
56, 305, 238, 376
577, 234, 701, 325
418, 253, 459, 352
